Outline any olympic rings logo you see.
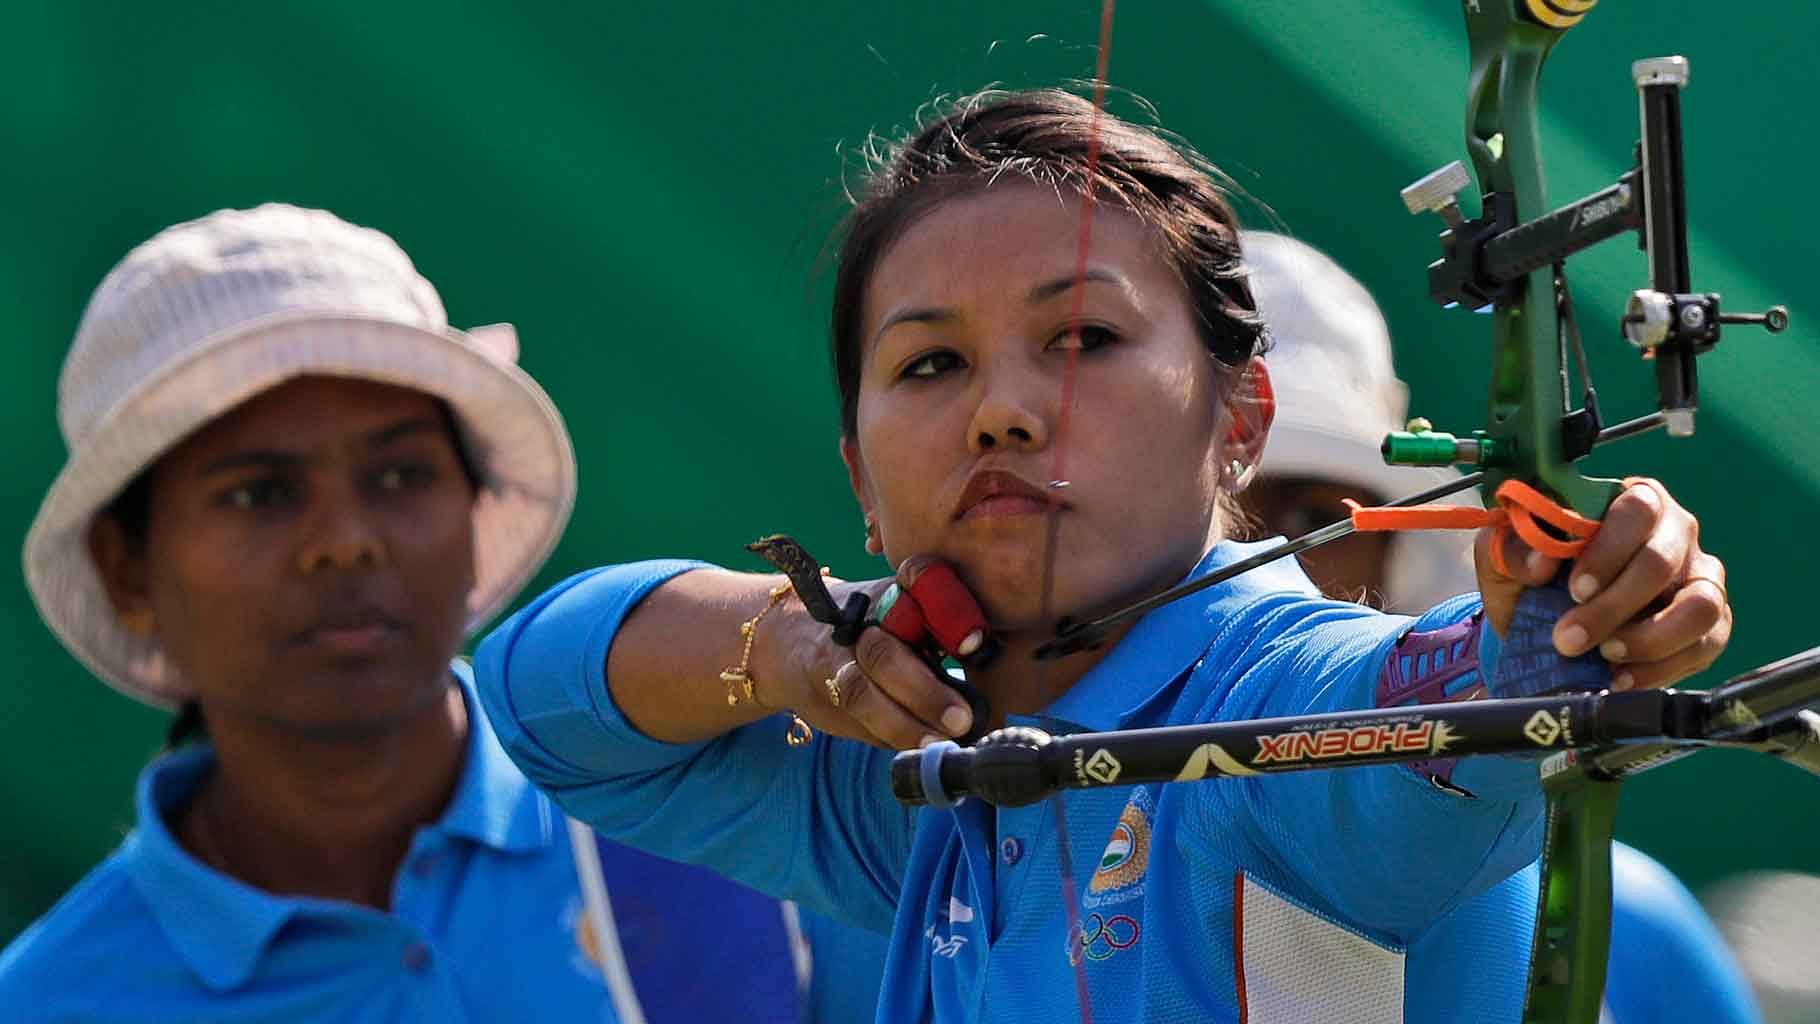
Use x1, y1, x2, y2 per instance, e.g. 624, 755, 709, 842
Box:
1069, 913, 1140, 963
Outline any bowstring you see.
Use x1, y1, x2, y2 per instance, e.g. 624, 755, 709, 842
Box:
1034, 3, 1116, 1021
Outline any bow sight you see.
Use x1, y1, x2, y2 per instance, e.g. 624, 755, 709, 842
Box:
1389, 52, 1789, 511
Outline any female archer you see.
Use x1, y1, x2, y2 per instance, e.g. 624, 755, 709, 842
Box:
474, 90, 1733, 1022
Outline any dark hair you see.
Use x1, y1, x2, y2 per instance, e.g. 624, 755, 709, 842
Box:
828, 88, 1268, 437
98, 458, 206, 751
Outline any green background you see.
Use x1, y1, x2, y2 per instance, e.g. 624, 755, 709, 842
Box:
2, 1, 1814, 944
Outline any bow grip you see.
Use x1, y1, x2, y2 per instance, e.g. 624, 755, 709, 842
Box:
1497, 571, 1611, 698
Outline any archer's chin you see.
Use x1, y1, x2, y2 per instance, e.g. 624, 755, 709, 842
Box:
928, 542, 1045, 625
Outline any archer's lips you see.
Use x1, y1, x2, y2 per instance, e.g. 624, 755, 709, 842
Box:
955, 469, 1065, 521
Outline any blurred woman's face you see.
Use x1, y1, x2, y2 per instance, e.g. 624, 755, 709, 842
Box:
842, 184, 1238, 632
1242, 476, 1392, 603
95, 375, 478, 737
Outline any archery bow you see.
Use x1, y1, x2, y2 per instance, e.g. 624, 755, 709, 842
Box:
1390, 5, 1787, 1021
889, 3, 1802, 1024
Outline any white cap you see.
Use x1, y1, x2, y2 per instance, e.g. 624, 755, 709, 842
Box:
24, 204, 578, 707
1243, 231, 1478, 611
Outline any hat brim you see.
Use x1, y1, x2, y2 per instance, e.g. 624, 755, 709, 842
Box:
23, 312, 576, 708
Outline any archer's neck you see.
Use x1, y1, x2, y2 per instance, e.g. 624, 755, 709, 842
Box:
967, 527, 1222, 723
970, 622, 1132, 723
190, 683, 469, 910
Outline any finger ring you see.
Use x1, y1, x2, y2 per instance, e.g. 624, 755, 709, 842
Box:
824, 660, 857, 708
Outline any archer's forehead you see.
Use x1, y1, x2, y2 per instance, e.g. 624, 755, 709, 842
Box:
862, 185, 1176, 340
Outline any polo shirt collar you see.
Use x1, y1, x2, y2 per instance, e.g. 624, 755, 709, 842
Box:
122, 662, 556, 991
1032, 538, 1322, 733
122, 747, 294, 992
440, 659, 557, 853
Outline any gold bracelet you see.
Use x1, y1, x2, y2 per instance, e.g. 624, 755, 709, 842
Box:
721, 579, 793, 707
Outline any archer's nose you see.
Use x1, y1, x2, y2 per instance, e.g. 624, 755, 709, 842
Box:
966, 364, 1050, 456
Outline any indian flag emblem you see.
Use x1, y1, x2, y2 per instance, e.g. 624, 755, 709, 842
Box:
1087, 788, 1153, 906
1099, 826, 1135, 872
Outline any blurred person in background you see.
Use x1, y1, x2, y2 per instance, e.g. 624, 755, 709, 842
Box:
0, 205, 845, 1022
1703, 870, 1820, 1024
1244, 230, 1762, 1024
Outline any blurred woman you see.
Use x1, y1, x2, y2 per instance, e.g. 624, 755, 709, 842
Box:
0, 205, 818, 1022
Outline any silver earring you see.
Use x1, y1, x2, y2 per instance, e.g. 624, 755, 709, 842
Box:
1228, 459, 1245, 480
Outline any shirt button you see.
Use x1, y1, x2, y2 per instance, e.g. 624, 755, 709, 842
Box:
402, 942, 432, 972
1000, 837, 1024, 866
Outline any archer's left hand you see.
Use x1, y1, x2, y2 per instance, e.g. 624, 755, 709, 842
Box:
1475, 478, 1731, 691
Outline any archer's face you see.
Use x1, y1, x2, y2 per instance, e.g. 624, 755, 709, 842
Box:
98, 376, 478, 738
843, 185, 1230, 631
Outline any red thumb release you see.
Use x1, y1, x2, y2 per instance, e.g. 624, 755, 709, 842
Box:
898, 558, 989, 659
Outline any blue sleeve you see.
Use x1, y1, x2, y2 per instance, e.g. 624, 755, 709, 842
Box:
473, 562, 917, 933
1191, 594, 1546, 939
1603, 843, 1762, 1024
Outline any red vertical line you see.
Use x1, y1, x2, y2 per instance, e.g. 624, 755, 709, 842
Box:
1052, 792, 1096, 1024
1034, 4, 1115, 1024
1233, 871, 1250, 1023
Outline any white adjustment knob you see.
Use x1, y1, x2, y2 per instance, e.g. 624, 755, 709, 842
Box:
1401, 161, 1473, 225
1624, 289, 1673, 350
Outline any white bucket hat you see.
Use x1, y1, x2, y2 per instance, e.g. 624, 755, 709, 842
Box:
1243, 231, 1478, 611
23, 204, 577, 708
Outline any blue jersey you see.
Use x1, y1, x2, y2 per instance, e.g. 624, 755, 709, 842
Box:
0, 664, 828, 1024
476, 542, 1566, 1023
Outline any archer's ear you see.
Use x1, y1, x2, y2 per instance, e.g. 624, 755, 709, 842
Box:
839, 436, 870, 508
87, 515, 157, 639
839, 436, 886, 556
1223, 357, 1275, 477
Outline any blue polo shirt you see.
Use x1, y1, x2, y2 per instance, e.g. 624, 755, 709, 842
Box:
0, 664, 850, 1023
0, 664, 620, 1022
475, 542, 1560, 1023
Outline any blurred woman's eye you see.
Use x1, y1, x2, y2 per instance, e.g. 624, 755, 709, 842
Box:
373, 463, 438, 493
223, 478, 294, 511
1279, 501, 1325, 539
1050, 323, 1121, 353
900, 349, 965, 380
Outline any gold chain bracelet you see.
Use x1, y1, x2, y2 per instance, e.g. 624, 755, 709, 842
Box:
720, 573, 822, 747
722, 579, 792, 707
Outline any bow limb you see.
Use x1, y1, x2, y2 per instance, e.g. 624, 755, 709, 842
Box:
1463, 7, 1623, 518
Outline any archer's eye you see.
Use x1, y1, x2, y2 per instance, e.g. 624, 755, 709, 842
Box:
1051, 324, 1121, 353
901, 349, 966, 380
